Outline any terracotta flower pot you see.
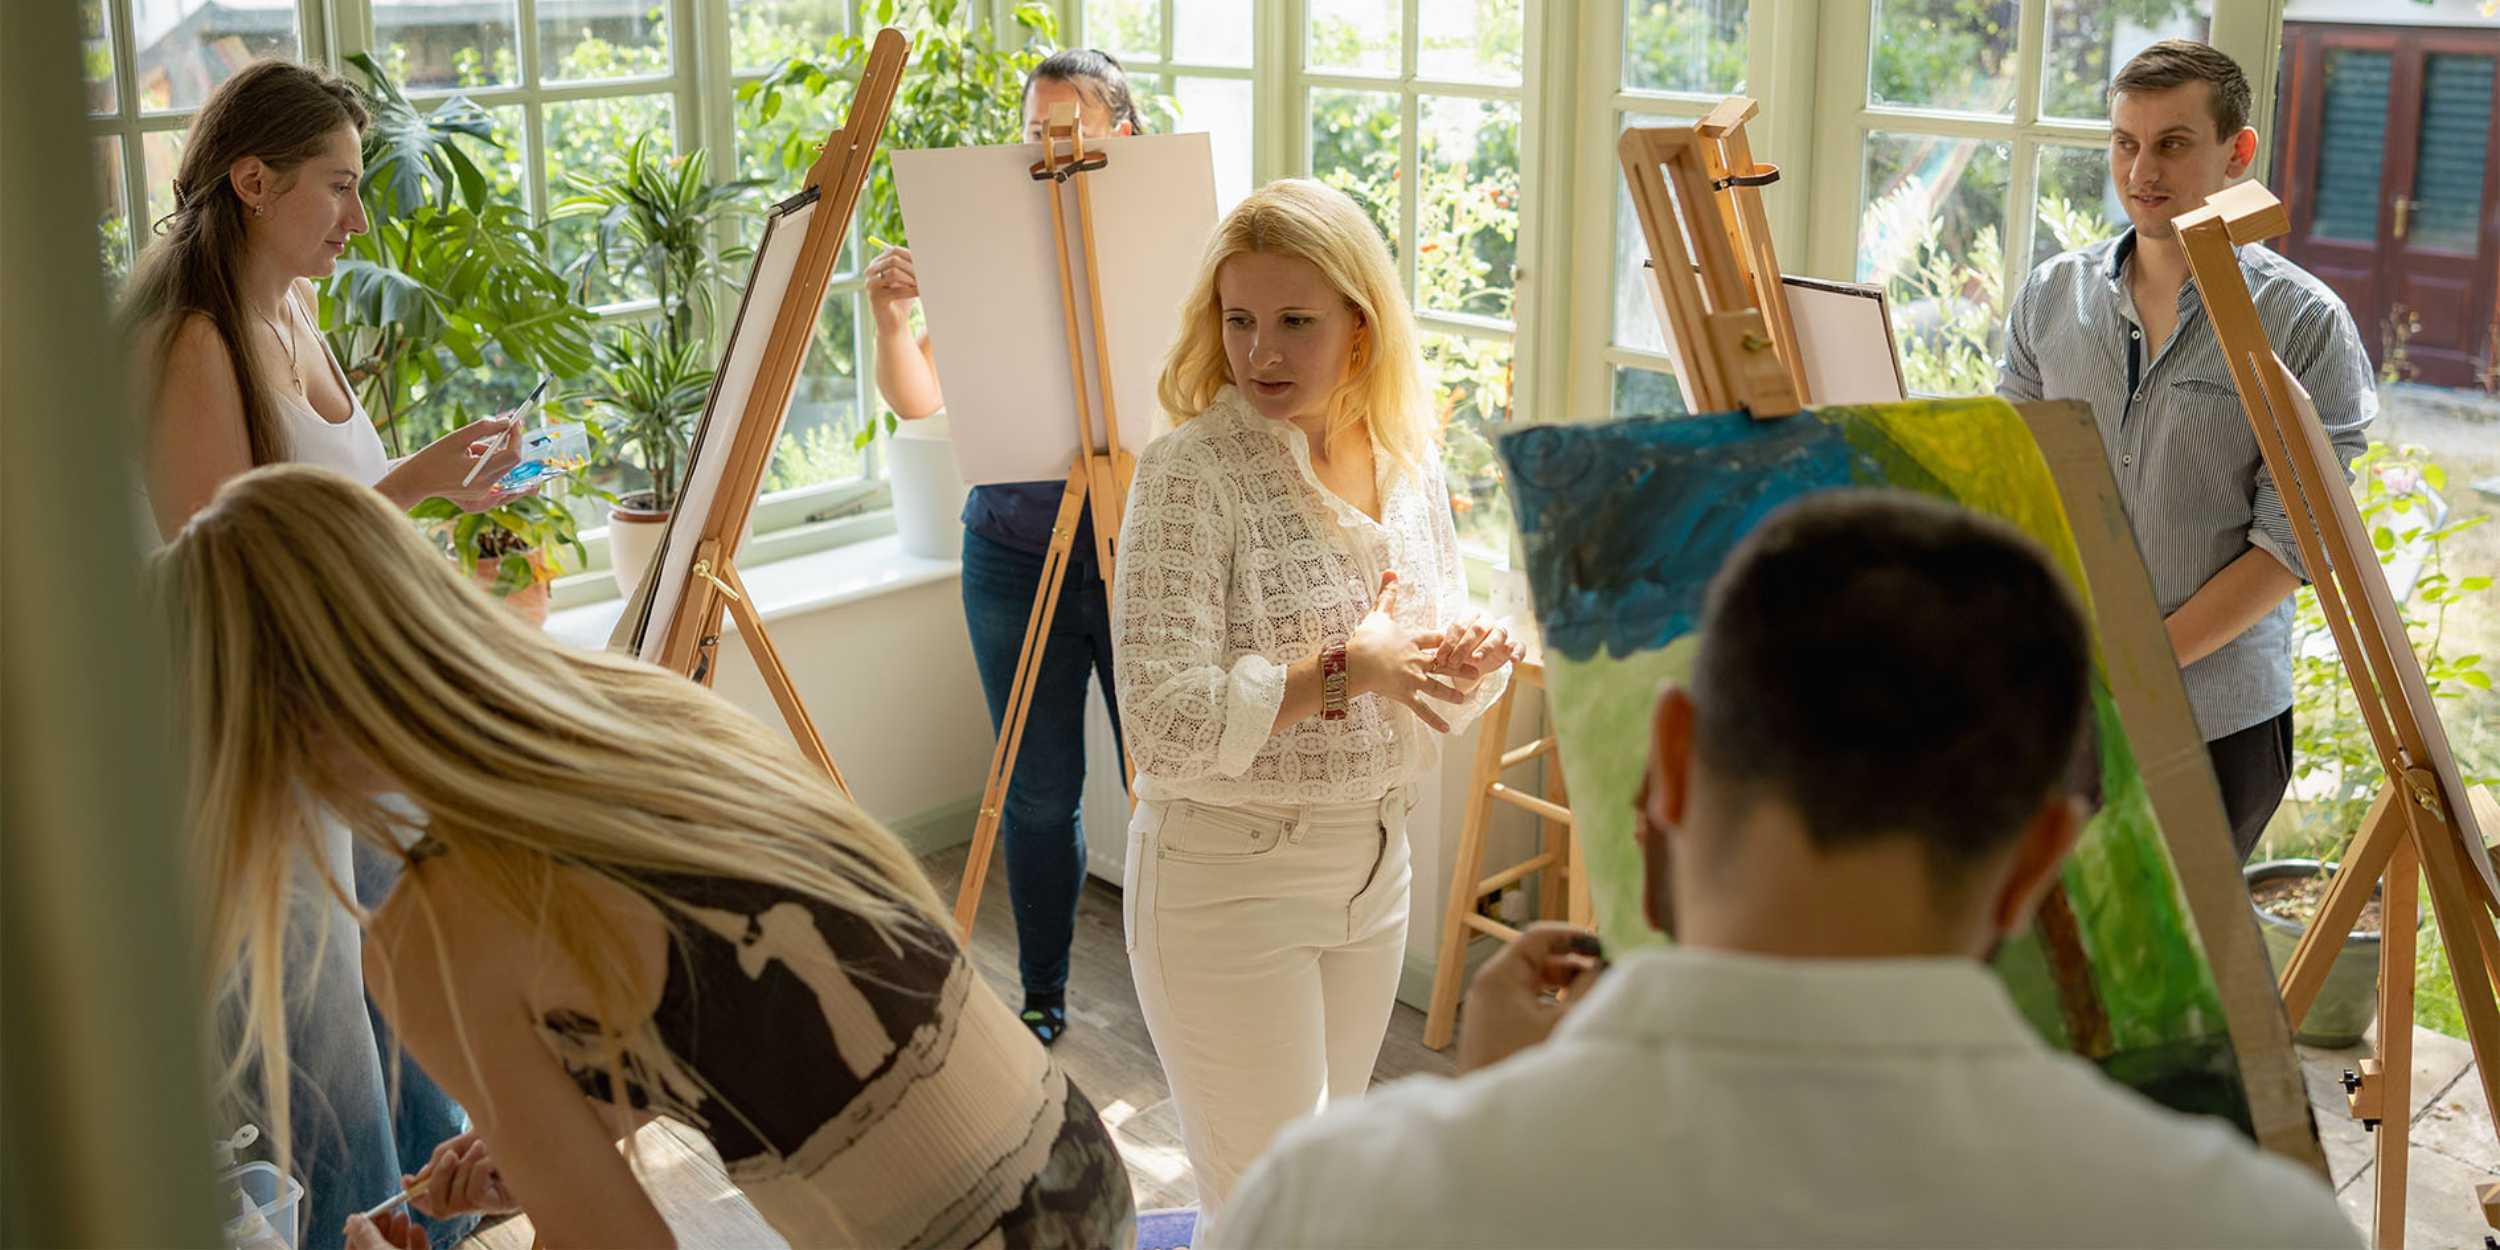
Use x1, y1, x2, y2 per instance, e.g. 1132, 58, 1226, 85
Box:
470, 551, 551, 629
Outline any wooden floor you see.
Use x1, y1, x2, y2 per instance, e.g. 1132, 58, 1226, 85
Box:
468, 845, 2495, 1250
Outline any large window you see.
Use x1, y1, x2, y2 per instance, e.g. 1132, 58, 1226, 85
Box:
1078, 0, 1258, 210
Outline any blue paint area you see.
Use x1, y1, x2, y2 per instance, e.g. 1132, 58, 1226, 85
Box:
1499, 412, 1882, 662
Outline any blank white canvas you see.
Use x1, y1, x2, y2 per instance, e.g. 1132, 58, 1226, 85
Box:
1642, 264, 1907, 408
893, 132, 1218, 486
631, 195, 818, 663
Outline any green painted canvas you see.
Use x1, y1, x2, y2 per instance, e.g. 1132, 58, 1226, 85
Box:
1499, 397, 2252, 1128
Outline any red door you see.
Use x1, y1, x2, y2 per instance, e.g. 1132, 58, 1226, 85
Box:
2274, 23, 2500, 389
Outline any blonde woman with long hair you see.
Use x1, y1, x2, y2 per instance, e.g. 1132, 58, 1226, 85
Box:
1112, 178, 1523, 1220
163, 465, 1135, 1250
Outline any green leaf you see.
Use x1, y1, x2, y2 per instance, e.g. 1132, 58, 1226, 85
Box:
2373, 525, 2396, 552
2464, 671, 2493, 691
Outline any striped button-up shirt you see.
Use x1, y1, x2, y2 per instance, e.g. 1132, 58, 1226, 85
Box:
1998, 229, 2375, 740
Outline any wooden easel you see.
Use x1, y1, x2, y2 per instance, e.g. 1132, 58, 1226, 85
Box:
1619, 123, 2324, 1173
948, 101, 1138, 936
609, 28, 909, 801
1693, 97, 1810, 404
2179, 181, 2500, 1247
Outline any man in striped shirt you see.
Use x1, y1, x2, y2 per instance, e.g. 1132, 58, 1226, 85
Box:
1999, 39, 2375, 862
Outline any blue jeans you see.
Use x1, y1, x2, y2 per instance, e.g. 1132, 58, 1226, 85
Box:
280, 830, 477, 1250
960, 527, 1123, 1000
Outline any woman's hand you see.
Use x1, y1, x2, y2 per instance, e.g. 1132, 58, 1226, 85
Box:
1346, 571, 1464, 733
866, 245, 921, 331
342, 1211, 426, 1250
1429, 615, 1525, 689
384, 414, 535, 513
407, 1130, 521, 1219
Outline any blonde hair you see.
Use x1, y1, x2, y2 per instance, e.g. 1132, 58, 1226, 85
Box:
1156, 178, 1435, 471
158, 464, 949, 1170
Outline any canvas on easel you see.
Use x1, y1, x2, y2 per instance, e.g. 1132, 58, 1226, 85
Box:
1521, 117, 2325, 1173
607, 28, 909, 798
2179, 180, 2500, 1245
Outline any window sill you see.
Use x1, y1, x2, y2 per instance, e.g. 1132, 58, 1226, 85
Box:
544, 523, 961, 651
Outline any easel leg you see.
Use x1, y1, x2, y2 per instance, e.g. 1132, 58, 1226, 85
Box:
2283, 787, 2406, 1029
720, 566, 851, 801
2414, 814, 2500, 1234
2371, 831, 2420, 1249
1425, 685, 1516, 1050
952, 467, 1091, 937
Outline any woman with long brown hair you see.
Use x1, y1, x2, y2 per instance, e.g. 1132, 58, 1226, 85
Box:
163, 464, 1135, 1250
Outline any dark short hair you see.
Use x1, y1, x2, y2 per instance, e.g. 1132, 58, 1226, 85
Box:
1024, 48, 1147, 134
1688, 491, 2093, 876
2113, 38, 2251, 138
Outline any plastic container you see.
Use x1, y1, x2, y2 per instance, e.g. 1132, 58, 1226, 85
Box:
222, 1160, 304, 1250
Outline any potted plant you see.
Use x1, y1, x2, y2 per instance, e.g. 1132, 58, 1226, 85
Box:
410, 490, 591, 628
2247, 440, 2496, 1045
553, 134, 762, 593
323, 54, 598, 614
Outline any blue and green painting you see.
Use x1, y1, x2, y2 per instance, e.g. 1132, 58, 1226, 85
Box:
1499, 397, 2249, 1128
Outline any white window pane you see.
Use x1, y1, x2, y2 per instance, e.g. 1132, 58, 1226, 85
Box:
376, 0, 520, 92
734, 0, 848, 74
764, 292, 868, 491
83, 0, 116, 114
1423, 330, 1516, 556
545, 94, 675, 304
134, 0, 299, 114
2032, 143, 2126, 270
1174, 76, 1254, 213
1613, 362, 1690, 416
1173, 0, 1252, 68
1310, 88, 1402, 260
95, 137, 132, 292
2042, 0, 2210, 122
1308, 0, 1400, 76
542, 0, 671, 83
1623, 0, 1748, 96
1418, 95, 1519, 321
1418, 0, 1521, 86
1870, 0, 2016, 117
1859, 131, 2011, 395
1085, 0, 1160, 62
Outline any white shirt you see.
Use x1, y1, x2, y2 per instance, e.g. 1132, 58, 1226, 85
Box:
1111, 387, 1508, 806
1215, 946, 2360, 1250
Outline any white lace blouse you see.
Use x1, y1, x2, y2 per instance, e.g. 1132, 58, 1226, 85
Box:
1112, 386, 1510, 806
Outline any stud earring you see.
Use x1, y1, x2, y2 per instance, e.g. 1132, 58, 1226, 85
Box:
253, 203, 266, 218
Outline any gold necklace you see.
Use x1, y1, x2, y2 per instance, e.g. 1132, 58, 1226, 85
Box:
258, 300, 304, 398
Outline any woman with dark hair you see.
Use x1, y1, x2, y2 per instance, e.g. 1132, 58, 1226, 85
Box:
122, 58, 529, 1250
864, 49, 1147, 1051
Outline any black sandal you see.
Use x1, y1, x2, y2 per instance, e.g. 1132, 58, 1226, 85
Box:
1018, 1004, 1067, 1047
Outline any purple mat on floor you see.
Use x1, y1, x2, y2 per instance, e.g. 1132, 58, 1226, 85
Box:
1137, 1206, 1197, 1250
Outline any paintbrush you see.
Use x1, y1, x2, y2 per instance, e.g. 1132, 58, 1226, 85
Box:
460, 374, 553, 489
360, 1186, 414, 1220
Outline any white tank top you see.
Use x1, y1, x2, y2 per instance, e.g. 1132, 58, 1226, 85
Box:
274, 287, 389, 485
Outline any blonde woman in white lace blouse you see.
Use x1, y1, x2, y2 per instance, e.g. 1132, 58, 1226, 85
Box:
1111, 178, 1523, 1222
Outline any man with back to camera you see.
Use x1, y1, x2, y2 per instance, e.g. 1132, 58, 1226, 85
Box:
1207, 491, 2358, 1249
1999, 38, 2374, 862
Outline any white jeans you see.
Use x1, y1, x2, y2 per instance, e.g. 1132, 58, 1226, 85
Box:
1123, 789, 1413, 1220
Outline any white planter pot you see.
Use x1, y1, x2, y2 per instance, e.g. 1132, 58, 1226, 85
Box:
606, 505, 672, 600
889, 416, 968, 561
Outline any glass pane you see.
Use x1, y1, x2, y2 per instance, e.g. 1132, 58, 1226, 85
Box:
735, 0, 848, 73
134, 1, 298, 113
2310, 49, 2392, 244
1310, 89, 1402, 259
83, 0, 115, 114
141, 129, 187, 239
1419, 0, 1522, 85
475, 104, 530, 208
1623, 0, 1749, 95
95, 137, 132, 292
2412, 54, 2495, 253
2041, 0, 2210, 121
376, 0, 520, 92
1308, 0, 1400, 76
1858, 131, 2011, 396
1174, 0, 1252, 67
542, 0, 671, 83
1418, 95, 1520, 320
545, 94, 675, 304
1175, 76, 1255, 213
1085, 0, 1161, 62
734, 78, 854, 270
2031, 143, 2126, 269
1612, 362, 1690, 417
1424, 330, 1516, 556
1612, 114, 1694, 353
1869, 0, 2017, 116
765, 291, 867, 491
